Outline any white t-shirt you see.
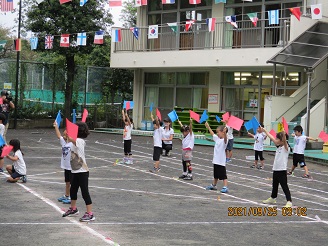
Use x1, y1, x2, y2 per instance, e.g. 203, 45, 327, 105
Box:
153, 128, 163, 147
182, 132, 194, 150
123, 124, 133, 140
60, 137, 73, 170
226, 125, 234, 140
293, 135, 307, 154
253, 132, 267, 151
71, 138, 89, 173
13, 150, 26, 175
272, 146, 290, 171
212, 135, 228, 166
162, 128, 174, 144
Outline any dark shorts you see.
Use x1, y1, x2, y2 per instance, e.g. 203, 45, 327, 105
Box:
162, 142, 172, 151
293, 153, 306, 167
11, 165, 24, 179
64, 169, 71, 183
153, 146, 162, 161
255, 150, 264, 161
213, 164, 227, 180
226, 139, 234, 151
124, 139, 132, 155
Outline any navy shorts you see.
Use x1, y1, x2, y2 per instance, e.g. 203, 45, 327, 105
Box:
226, 139, 234, 151
11, 165, 24, 179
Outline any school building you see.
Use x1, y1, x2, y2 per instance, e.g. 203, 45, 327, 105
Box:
110, 0, 328, 138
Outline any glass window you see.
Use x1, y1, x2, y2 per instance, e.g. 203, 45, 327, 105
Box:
176, 88, 192, 108
145, 73, 160, 84
144, 87, 159, 107
160, 73, 175, 84
223, 72, 237, 85
177, 72, 190, 85
193, 87, 208, 109
159, 87, 174, 108
148, 14, 161, 25
163, 1, 177, 11
148, 1, 161, 11
162, 12, 177, 24
190, 72, 208, 85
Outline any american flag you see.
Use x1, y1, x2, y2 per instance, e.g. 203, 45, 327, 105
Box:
0, 0, 14, 12
45, 35, 54, 49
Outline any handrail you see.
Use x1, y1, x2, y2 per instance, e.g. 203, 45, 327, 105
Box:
275, 80, 326, 121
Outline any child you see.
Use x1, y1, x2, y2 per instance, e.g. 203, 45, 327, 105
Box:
122, 109, 133, 164
204, 122, 229, 193
223, 119, 234, 163
162, 118, 174, 156
62, 122, 95, 222
0, 113, 6, 172
288, 125, 318, 178
262, 128, 292, 208
150, 113, 163, 172
5, 139, 27, 183
53, 121, 74, 204
177, 118, 194, 180
247, 124, 267, 169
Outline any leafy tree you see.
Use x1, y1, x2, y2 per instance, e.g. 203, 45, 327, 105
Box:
120, 0, 137, 28
23, 0, 113, 120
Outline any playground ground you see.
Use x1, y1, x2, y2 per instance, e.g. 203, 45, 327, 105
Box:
0, 129, 327, 246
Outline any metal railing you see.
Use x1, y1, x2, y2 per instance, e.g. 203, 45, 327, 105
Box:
113, 17, 290, 52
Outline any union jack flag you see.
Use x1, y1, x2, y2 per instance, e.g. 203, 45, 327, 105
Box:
45, 35, 54, 49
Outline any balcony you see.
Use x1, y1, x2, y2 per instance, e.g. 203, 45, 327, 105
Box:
113, 17, 291, 53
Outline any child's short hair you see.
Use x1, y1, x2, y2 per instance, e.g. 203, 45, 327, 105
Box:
9, 139, 21, 152
76, 122, 90, 139
180, 125, 190, 133
217, 125, 227, 133
0, 113, 6, 122
276, 132, 289, 141
293, 125, 303, 133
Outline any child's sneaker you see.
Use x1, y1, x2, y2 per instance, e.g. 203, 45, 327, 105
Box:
251, 165, 256, 168
257, 166, 263, 170
80, 212, 95, 222
205, 184, 217, 190
183, 175, 193, 180
284, 201, 292, 208
262, 197, 276, 204
21, 176, 27, 183
302, 174, 311, 179
62, 207, 79, 217
179, 174, 187, 179
287, 171, 294, 176
58, 195, 70, 202
62, 197, 71, 204
220, 186, 228, 193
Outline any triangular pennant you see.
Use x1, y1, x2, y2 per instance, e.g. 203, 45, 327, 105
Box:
289, 7, 301, 21
130, 27, 139, 40
167, 23, 178, 33
247, 13, 258, 27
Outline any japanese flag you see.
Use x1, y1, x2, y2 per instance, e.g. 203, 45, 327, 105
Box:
311, 4, 322, 20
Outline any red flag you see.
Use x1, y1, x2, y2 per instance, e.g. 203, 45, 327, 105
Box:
60, 34, 70, 47
189, 110, 200, 123
227, 115, 244, 131
222, 112, 230, 121
81, 108, 88, 123
185, 20, 194, 31
109, 0, 122, 7
1, 145, 13, 158
189, 0, 201, 4
269, 129, 277, 138
66, 119, 78, 141
282, 117, 289, 134
60, 0, 72, 4
14, 39, 21, 51
156, 108, 162, 121
318, 131, 328, 142
289, 7, 301, 21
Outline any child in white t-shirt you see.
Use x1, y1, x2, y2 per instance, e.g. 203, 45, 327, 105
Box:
247, 124, 267, 169
178, 118, 194, 180
288, 125, 318, 178
150, 113, 163, 172
5, 139, 27, 183
122, 109, 133, 164
223, 119, 234, 163
54, 121, 74, 204
162, 118, 174, 156
262, 128, 292, 208
205, 122, 229, 193
0, 113, 6, 172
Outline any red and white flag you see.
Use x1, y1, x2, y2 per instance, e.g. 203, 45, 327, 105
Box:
185, 20, 194, 31
60, 0, 72, 4
0, 0, 14, 12
311, 4, 322, 20
206, 18, 216, 32
109, 0, 122, 7
60, 34, 70, 47
45, 35, 54, 49
189, 0, 201, 4
135, 0, 147, 7
94, 31, 104, 44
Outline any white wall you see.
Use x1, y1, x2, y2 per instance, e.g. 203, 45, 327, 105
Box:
208, 69, 221, 113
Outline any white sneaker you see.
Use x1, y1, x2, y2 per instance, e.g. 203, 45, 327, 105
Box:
284, 201, 292, 208
262, 197, 276, 204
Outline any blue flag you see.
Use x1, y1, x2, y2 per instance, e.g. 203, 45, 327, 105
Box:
168, 110, 178, 122
150, 102, 154, 112
56, 110, 62, 128
123, 101, 134, 110
0, 135, 5, 146
216, 115, 221, 123
199, 110, 209, 124
244, 116, 260, 133
72, 109, 76, 123
268, 9, 279, 25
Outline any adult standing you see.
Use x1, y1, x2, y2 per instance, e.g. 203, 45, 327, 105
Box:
0, 90, 15, 143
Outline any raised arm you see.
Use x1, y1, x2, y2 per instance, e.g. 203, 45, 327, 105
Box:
125, 112, 131, 126
262, 127, 279, 146
189, 118, 193, 135
205, 122, 215, 136
53, 121, 62, 139
122, 109, 126, 122
281, 131, 288, 151
177, 119, 183, 128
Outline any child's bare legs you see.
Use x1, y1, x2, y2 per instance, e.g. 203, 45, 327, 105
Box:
7, 176, 20, 183
303, 165, 309, 175
0, 159, 4, 170
86, 204, 92, 214
223, 179, 228, 187
254, 160, 258, 168
260, 159, 264, 168
212, 178, 218, 186
6, 165, 13, 174
154, 160, 160, 169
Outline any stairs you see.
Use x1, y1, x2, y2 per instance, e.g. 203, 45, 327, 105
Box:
291, 99, 320, 125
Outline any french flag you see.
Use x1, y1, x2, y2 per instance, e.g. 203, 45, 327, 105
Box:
94, 31, 104, 44
112, 29, 122, 42
162, 0, 175, 4
206, 18, 216, 32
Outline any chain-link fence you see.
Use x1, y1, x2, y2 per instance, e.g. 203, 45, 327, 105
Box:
0, 59, 126, 129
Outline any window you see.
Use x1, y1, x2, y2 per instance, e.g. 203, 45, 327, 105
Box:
145, 73, 160, 84
159, 87, 174, 108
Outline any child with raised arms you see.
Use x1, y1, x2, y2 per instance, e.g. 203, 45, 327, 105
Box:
122, 109, 133, 164
177, 118, 194, 180
53, 121, 74, 204
150, 113, 163, 172
0, 113, 6, 172
247, 123, 267, 169
262, 128, 292, 208
204, 122, 229, 193
5, 139, 27, 183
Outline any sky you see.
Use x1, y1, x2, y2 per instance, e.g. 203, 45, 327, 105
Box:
0, 0, 124, 37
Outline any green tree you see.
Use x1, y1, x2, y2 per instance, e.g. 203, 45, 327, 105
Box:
23, 0, 113, 120
120, 0, 137, 28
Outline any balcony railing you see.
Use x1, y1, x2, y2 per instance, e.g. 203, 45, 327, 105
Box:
113, 17, 290, 52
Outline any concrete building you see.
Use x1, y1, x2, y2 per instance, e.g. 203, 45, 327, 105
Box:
110, 0, 328, 138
